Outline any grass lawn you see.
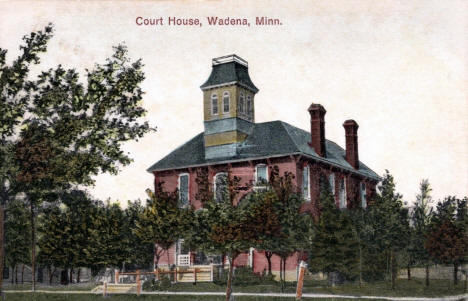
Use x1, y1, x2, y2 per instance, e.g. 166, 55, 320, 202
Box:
3, 283, 96, 291
1, 293, 377, 301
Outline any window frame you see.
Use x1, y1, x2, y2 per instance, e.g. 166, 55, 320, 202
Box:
360, 182, 367, 208
178, 173, 190, 207
254, 164, 268, 186
213, 172, 228, 202
246, 95, 252, 115
239, 92, 245, 114
223, 91, 230, 114
329, 173, 335, 195
211, 93, 218, 115
302, 166, 311, 202
339, 177, 347, 209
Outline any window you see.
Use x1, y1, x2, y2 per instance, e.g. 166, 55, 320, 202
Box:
255, 164, 268, 185
223, 91, 230, 113
239, 92, 245, 114
302, 166, 310, 201
329, 173, 335, 195
214, 172, 228, 202
246, 95, 252, 115
339, 177, 347, 209
178, 173, 189, 207
360, 182, 367, 208
211, 93, 218, 115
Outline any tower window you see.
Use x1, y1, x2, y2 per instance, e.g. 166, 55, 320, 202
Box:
211, 93, 218, 115
239, 92, 245, 114
223, 91, 230, 113
302, 166, 310, 201
361, 182, 367, 208
178, 173, 189, 207
339, 177, 347, 209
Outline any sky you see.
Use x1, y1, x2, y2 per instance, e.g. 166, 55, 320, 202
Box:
1, 0, 467, 207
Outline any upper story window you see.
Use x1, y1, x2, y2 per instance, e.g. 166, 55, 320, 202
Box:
339, 177, 347, 209
360, 182, 367, 208
302, 166, 310, 201
178, 173, 189, 207
255, 164, 268, 185
223, 91, 230, 113
214, 172, 228, 202
211, 93, 218, 115
239, 92, 245, 114
246, 95, 252, 115
329, 173, 335, 195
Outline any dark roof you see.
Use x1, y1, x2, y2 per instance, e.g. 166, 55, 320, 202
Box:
200, 61, 259, 93
147, 121, 380, 181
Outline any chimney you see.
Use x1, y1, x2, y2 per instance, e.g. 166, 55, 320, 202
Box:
308, 104, 326, 157
343, 119, 359, 169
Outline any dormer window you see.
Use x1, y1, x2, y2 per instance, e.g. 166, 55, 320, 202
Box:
178, 173, 189, 207
255, 164, 268, 185
223, 91, 230, 113
211, 93, 218, 115
360, 182, 367, 208
239, 92, 245, 114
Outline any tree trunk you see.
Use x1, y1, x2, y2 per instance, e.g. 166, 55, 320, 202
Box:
30, 201, 36, 291
425, 265, 430, 287
77, 268, 80, 283
15, 265, 18, 284
21, 264, 24, 284
390, 251, 396, 290
225, 256, 235, 301
69, 268, 73, 285
407, 264, 411, 281
454, 263, 459, 286
265, 252, 273, 275
0, 204, 4, 293
11, 266, 14, 284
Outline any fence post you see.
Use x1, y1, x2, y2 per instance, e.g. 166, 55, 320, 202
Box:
295, 261, 307, 300
174, 268, 177, 283
103, 281, 107, 297
115, 270, 119, 284
193, 268, 197, 284
210, 264, 214, 282
136, 270, 141, 296
156, 268, 159, 281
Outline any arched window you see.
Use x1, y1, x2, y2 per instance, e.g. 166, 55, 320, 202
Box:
178, 173, 189, 207
211, 93, 218, 115
223, 91, 230, 113
302, 166, 310, 201
246, 95, 252, 115
214, 172, 228, 202
239, 92, 245, 114
329, 173, 335, 195
360, 182, 367, 208
255, 164, 268, 185
339, 177, 347, 209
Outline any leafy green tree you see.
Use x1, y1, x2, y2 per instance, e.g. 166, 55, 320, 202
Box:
426, 196, 468, 285
5, 198, 31, 284
1, 24, 153, 291
309, 187, 359, 285
408, 179, 433, 286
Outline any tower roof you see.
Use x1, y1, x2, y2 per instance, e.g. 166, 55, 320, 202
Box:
200, 54, 259, 93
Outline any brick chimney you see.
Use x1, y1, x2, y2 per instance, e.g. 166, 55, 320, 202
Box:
343, 119, 359, 169
308, 104, 326, 157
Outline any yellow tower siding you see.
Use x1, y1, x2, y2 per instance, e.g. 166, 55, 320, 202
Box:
203, 85, 254, 122
204, 130, 248, 147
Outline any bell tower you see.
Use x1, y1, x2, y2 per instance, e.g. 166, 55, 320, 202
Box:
200, 55, 259, 159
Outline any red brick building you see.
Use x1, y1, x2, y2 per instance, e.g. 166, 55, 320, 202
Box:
147, 55, 380, 279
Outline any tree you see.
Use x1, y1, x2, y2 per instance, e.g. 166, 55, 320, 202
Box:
1, 24, 153, 291
309, 187, 359, 285
408, 179, 433, 286
5, 197, 31, 284
133, 187, 185, 269
426, 196, 468, 285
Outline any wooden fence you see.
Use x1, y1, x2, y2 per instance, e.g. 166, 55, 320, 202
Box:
115, 265, 214, 285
